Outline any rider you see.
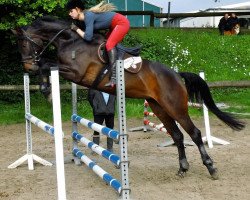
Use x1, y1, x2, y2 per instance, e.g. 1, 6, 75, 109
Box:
66, 0, 130, 87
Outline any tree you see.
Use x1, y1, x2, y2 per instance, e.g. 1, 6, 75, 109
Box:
0, 0, 102, 30
0, 0, 67, 30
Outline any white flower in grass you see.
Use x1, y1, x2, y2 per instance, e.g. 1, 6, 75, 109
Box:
182, 49, 189, 56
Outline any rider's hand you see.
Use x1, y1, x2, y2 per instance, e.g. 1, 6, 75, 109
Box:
71, 23, 79, 31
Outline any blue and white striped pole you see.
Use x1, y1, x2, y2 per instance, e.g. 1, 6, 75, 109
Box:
72, 132, 120, 167
73, 148, 122, 194
71, 114, 120, 141
25, 113, 55, 136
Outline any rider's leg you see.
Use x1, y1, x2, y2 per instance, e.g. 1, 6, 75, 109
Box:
105, 48, 117, 87
105, 14, 130, 87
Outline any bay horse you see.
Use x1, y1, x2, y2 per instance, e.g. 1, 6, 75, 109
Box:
224, 24, 240, 35
13, 16, 245, 179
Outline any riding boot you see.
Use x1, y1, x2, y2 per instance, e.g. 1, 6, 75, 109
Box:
107, 137, 113, 152
105, 48, 117, 87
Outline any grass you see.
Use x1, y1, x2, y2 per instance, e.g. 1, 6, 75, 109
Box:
0, 88, 248, 125
125, 28, 250, 81
0, 28, 249, 125
211, 88, 250, 115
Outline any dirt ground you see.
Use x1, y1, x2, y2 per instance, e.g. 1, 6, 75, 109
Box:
0, 117, 249, 200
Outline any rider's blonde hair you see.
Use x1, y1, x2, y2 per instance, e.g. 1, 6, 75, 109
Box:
88, 1, 116, 13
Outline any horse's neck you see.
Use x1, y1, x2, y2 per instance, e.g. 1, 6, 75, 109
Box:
40, 27, 75, 49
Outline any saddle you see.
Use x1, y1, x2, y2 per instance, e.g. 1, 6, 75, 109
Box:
91, 43, 142, 88
98, 42, 143, 74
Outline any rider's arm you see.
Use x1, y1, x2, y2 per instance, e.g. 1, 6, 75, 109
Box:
83, 12, 94, 41
75, 28, 85, 39
73, 12, 94, 41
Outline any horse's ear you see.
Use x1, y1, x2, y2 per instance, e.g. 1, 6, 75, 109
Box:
11, 28, 23, 36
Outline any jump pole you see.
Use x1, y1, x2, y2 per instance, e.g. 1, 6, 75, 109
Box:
116, 60, 130, 199
129, 100, 194, 147
128, 100, 155, 132
71, 60, 130, 199
50, 67, 67, 200
8, 68, 67, 200
199, 71, 230, 148
8, 73, 52, 170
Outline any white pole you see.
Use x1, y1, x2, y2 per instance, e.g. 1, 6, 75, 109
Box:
199, 71, 213, 148
125, 0, 127, 11
24, 74, 34, 170
199, 71, 230, 148
143, 1, 145, 27
51, 68, 67, 200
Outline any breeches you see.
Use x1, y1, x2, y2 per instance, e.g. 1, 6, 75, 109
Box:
106, 13, 130, 51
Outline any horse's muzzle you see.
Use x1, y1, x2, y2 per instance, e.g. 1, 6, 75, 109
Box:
23, 62, 39, 72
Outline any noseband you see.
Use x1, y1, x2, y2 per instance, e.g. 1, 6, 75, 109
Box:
20, 28, 67, 64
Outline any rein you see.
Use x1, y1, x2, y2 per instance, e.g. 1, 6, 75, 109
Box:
21, 28, 67, 62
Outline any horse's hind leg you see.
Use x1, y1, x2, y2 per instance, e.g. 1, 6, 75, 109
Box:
178, 116, 218, 179
147, 99, 189, 177
148, 98, 218, 179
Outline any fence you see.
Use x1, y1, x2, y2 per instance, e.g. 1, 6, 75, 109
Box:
1, 80, 249, 91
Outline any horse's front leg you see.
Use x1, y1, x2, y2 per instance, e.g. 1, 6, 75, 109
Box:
37, 59, 56, 100
39, 75, 51, 98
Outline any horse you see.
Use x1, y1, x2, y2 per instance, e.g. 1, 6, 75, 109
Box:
224, 24, 240, 35
13, 16, 245, 180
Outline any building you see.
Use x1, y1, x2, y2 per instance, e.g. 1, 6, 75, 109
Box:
108, 0, 163, 27
164, 1, 250, 28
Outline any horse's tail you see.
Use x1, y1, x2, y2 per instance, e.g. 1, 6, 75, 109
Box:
179, 72, 245, 131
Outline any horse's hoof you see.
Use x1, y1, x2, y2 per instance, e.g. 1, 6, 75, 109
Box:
211, 168, 219, 180
177, 170, 186, 178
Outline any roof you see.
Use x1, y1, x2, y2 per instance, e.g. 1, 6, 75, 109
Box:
220, 1, 250, 9
141, 0, 163, 9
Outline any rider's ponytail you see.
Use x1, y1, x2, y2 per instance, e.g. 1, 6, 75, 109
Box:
88, 1, 116, 13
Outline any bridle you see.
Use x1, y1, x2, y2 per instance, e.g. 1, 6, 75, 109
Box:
19, 28, 67, 65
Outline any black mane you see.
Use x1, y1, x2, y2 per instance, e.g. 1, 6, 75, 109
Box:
26, 15, 105, 45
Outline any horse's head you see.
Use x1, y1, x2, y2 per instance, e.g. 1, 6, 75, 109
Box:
13, 16, 71, 73
12, 28, 44, 72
